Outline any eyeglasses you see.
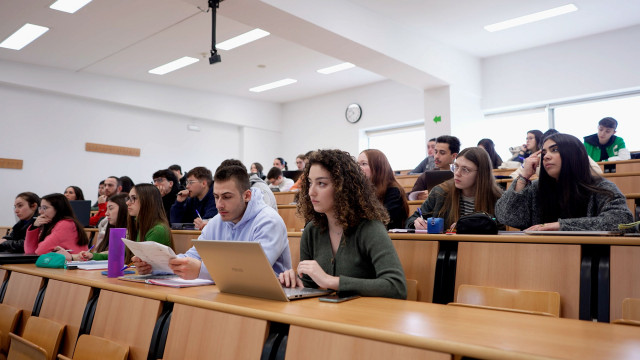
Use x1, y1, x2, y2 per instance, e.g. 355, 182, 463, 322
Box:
125, 195, 138, 203
152, 178, 166, 184
186, 180, 199, 186
450, 164, 477, 176
39, 205, 51, 212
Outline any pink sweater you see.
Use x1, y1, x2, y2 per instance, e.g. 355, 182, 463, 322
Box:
25, 219, 88, 255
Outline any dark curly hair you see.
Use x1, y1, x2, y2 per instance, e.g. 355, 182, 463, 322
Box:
296, 149, 389, 234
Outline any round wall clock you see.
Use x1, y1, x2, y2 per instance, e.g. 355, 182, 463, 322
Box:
345, 103, 362, 123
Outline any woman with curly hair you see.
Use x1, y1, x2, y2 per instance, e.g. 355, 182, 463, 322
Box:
279, 149, 407, 299
358, 149, 409, 229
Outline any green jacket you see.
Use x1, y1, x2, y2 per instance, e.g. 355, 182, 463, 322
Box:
583, 134, 626, 162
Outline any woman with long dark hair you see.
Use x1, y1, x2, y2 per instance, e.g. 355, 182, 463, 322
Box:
1, 192, 40, 253
125, 183, 173, 262
357, 149, 409, 229
279, 149, 406, 299
64, 186, 85, 201
406, 147, 503, 230
25, 193, 89, 255
496, 133, 633, 231
477, 138, 503, 169
510, 130, 543, 163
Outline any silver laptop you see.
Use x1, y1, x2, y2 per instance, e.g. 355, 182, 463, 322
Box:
192, 240, 332, 301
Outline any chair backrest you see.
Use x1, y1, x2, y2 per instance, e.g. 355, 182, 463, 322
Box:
454, 284, 561, 317
8, 316, 64, 360
8, 333, 48, 360
406, 279, 418, 301
0, 304, 22, 353
66, 335, 129, 360
622, 298, 640, 321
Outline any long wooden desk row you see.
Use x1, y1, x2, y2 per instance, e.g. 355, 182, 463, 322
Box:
2, 264, 640, 360
168, 230, 640, 322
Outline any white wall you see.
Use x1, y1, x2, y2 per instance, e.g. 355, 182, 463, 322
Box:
280, 80, 424, 161
482, 25, 640, 111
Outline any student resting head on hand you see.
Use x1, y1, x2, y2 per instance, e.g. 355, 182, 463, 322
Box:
279, 149, 407, 299
495, 133, 633, 231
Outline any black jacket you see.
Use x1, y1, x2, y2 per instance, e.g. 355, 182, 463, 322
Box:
1, 216, 36, 253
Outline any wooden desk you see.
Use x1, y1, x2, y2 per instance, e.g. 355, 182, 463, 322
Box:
168, 288, 640, 360
395, 174, 418, 189
599, 159, 640, 173
273, 191, 297, 205
4, 265, 640, 360
278, 205, 305, 232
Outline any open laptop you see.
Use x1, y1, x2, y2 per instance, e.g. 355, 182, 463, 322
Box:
192, 240, 332, 301
69, 200, 91, 227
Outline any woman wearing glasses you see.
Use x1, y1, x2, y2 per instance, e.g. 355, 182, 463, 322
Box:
123, 183, 173, 262
406, 147, 503, 230
509, 130, 543, 163
496, 133, 633, 231
25, 193, 89, 255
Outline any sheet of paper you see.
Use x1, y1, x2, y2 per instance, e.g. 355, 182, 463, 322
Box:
121, 238, 176, 274
146, 278, 214, 288
66, 260, 109, 270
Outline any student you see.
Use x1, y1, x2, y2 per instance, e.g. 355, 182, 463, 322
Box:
152, 169, 180, 217
91, 180, 105, 209
510, 130, 543, 163
496, 133, 633, 231
64, 186, 85, 201
477, 138, 503, 169
133, 165, 291, 280
295, 154, 307, 171
119, 176, 134, 193
279, 149, 406, 299
250, 162, 266, 180
290, 151, 313, 191
358, 149, 409, 229
407, 147, 503, 231
408, 135, 460, 201
267, 167, 294, 192
409, 138, 437, 174
0, 192, 40, 253
169, 164, 187, 189
62, 194, 129, 261
25, 193, 89, 255
170, 166, 217, 230
89, 176, 121, 226
221, 159, 277, 210
273, 157, 288, 171
123, 184, 173, 262
583, 117, 630, 162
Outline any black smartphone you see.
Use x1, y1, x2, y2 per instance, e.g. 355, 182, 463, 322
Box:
318, 294, 360, 303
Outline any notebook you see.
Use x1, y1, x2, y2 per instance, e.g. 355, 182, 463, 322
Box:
69, 200, 91, 227
192, 240, 332, 301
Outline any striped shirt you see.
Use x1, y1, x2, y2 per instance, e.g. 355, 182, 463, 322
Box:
460, 196, 475, 216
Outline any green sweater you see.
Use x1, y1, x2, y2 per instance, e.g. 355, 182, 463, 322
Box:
300, 219, 407, 299
92, 223, 171, 260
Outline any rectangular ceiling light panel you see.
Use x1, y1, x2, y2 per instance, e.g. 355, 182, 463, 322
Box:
485, 4, 578, 32
0, 23, 50, 50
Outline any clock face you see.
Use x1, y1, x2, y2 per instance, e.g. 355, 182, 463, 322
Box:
345, 103, 362, 123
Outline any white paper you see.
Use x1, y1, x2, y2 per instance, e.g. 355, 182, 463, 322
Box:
121, 238, 176, 274
66, 260, 109, 270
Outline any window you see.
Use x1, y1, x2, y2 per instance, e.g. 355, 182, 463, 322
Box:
553, 94, 640, 152
476, 109, 549, 162
364, 124, 425, 171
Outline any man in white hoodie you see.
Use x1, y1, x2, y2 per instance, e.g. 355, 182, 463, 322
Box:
133, 165, 291, 280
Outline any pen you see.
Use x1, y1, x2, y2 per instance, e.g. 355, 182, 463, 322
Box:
88, 245, 95, 252
121, 265, 130, 271
195, 209, 203, 220
417, 208, 425, 220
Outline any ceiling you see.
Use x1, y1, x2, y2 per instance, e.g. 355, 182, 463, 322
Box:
1, 0, 639, 103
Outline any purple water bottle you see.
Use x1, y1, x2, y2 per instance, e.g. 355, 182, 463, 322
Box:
107, 228, 126, 278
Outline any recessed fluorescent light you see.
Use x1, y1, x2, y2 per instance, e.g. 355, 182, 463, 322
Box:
149, 56, 199, 75
217, 29, 270, 51
317, 62, 356, 74
250, 78, 297, 93
50, 0, 93, 14
484, 4, 578, 32
0, 23, 49, 50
